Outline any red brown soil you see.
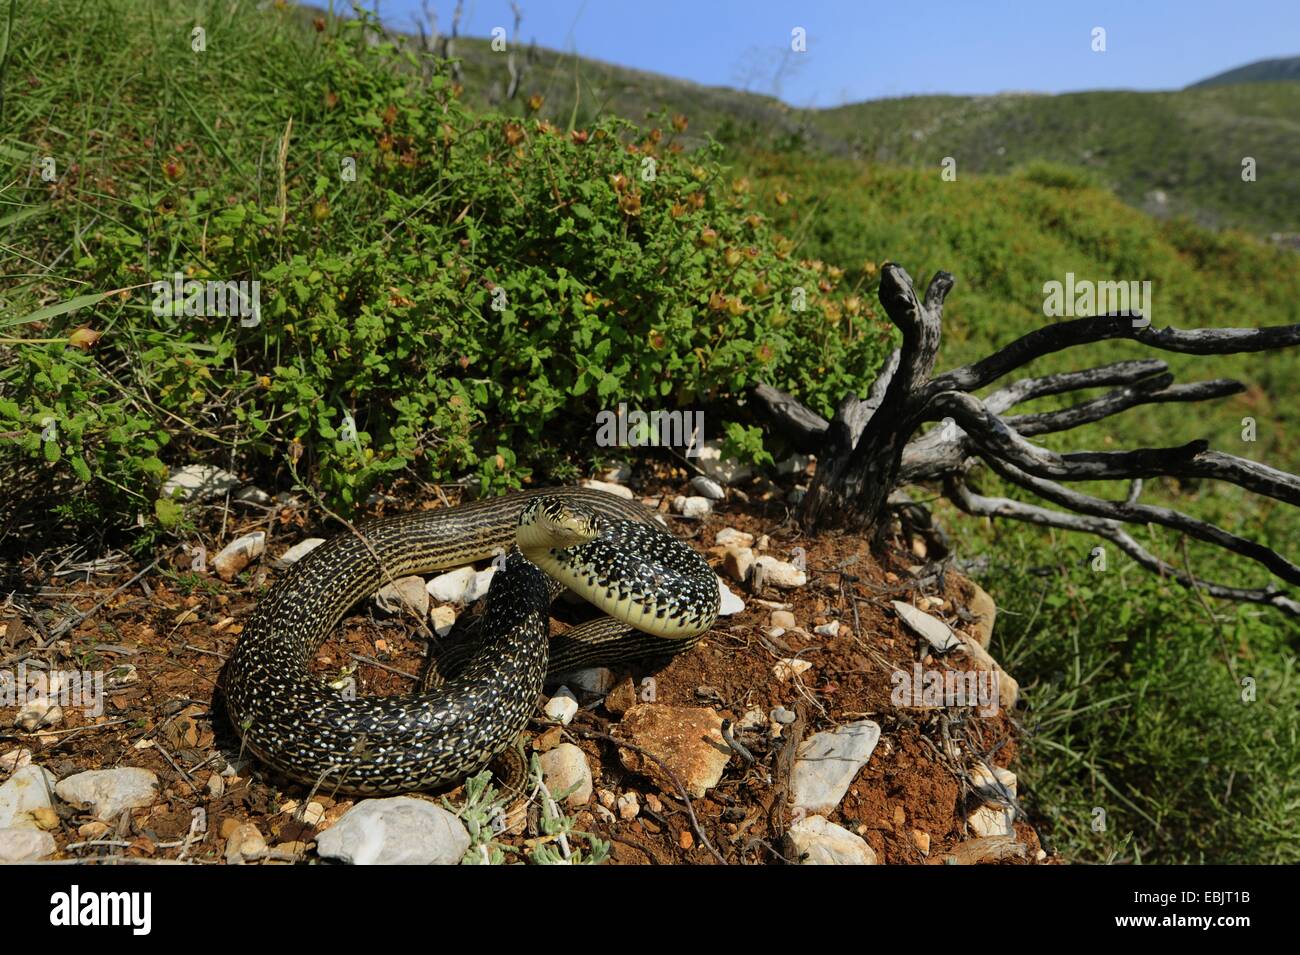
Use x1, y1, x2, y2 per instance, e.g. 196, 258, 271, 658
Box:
0, 472, 1047, 865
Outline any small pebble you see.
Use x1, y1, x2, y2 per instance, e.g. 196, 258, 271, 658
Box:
773, 658, 812, 681
690, 475, 725, 500
912, 829, 931, 854
715, 528, 754, 548
580, 478, 634, 499
31, 806, 59, 830
544, 687, 580, 725
430, 605, 457, 637
672, 495, 713, 518
224, 823, 268, 864
616, 792, 640, 820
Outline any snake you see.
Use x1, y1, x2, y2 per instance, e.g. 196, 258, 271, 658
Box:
223, 487, 720, 795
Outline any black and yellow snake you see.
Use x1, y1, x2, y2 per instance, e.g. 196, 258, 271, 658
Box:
224, 488, 720, 794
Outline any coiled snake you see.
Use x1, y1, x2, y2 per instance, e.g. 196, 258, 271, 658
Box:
224, 488, 720, 794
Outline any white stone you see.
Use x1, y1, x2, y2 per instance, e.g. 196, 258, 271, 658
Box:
971, 764, 1018, 800
770, 610, 796, 629
689, 475, 725, 500
968, 803, 1015, 838
774, 658, 812, 682
224, 823, 267, 864
234, 486, 272, 506
696, 439, 753, 485
212, 532, 266, 581
892, 600, 961, 652
0, 828, 56, 862
0, 766, 58, 830
316, 797, 470, 865
276, 538, 324, 566
787, 815, 878, 865
775, 453, 812, 477
375, 575, 430, 618
754, 555, 806, 588
814, 622, 840, 638
465, 567, 497, 603
580, 478, 634, 499
430, 605, 457, 637
714, 528, 754, 548
560, 667, 616, 694
0, 748, 33, 774
717, 579, 745, 616
616, 792, 640, 820
539, 744, 593, 808
15, 699, 62, 731
723, 547, 754, 583
791, 720, 882, 815
161, 464, 241, 502
55, 768, 159, 821
544, 687, 580, 725
672, 495, 712, 518
426, 566, 477, 604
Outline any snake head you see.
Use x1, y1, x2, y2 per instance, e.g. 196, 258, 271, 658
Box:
518, 496, 603, 552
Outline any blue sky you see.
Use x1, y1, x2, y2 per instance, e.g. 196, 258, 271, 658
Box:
361, 0, 1299, 107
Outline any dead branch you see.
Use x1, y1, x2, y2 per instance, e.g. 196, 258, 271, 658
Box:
748, 262, 1300, 617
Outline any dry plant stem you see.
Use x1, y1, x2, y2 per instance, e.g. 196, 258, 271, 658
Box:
750, 262, 1300, 616
568, 720, 727, 865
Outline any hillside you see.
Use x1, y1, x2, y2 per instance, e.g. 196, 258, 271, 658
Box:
427, 28, 1300, 236
1190, 55, 1300, 88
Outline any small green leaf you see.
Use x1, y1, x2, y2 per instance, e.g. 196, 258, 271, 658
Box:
155, 497, 183, 527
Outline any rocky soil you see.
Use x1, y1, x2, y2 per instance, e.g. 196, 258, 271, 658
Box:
0, 457, 1049, 865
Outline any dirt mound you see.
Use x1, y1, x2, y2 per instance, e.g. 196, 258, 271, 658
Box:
0, 478, 1047, 865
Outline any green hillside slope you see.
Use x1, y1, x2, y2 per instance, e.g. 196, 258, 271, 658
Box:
1190, 55, 1300, 87
803, 86, 1300, 233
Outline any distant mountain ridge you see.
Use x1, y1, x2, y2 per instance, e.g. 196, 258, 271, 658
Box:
1189, 55, 1300, 88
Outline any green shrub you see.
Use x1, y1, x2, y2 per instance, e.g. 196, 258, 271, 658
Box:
0, 1, 887, 526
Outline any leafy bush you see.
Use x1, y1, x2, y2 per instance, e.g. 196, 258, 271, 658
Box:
1015, 160, 1104, 191
0, 1, 888, 527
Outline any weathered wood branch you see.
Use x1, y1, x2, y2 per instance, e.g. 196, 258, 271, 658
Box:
926, 315, 1300, 400
948, 478, 1300, 617
750, 381, 830, 454
1004, 376, 1244, 437
798, 265, 953, 534
743, 262, 1300, 616
978, 455, 1300, 585
983, 359, 1170, 414
927, 390, 1300, 506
